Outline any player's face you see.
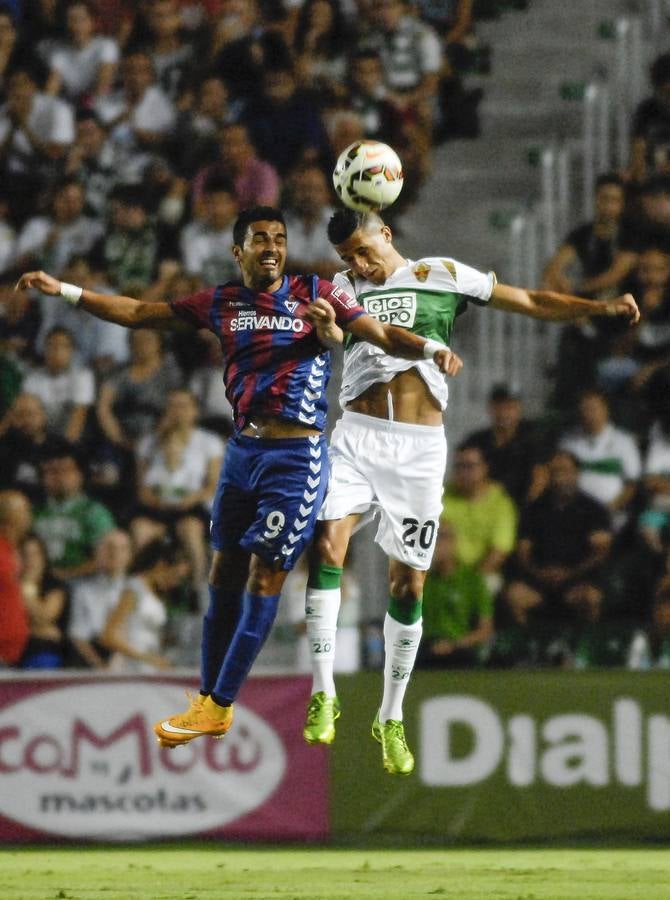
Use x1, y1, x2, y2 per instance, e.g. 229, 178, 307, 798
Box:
334, 225, 395, 284
234, 219, 287, 291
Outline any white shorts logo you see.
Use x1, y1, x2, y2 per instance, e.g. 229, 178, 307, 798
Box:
364, 292, 417, 327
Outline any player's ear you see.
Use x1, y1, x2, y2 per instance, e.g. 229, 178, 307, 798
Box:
232, 244, 242, 261
381, 225, 393, 242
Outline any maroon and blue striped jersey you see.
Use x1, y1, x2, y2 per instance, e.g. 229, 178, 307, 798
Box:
169, 273, 365, 432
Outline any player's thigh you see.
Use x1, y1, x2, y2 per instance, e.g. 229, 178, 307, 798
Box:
373, 431, 447, 571
245, 435, 330, 571
209, 440, 258, 552
319, 420, 375, 521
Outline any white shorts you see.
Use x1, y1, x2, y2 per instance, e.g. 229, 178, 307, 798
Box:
320, 410, 447, 570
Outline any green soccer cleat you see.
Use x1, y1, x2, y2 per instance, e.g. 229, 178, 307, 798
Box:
372, 712, 415, 775
303, 692, 341, 745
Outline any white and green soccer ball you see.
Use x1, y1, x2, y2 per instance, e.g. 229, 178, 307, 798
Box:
332, 140, 404, 212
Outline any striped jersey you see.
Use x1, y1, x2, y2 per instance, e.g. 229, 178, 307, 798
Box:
335, 256, 496, 410
170, 274, 365, 432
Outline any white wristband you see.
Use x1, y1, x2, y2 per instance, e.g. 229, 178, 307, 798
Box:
59, 282, 83, 305
423, 338, 448, 360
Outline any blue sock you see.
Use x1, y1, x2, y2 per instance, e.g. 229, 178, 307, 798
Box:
200, 585, 243, 695
212, 590, 280, 705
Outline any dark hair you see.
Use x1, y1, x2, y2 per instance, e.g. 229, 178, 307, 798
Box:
651, 52, 670, 89
233, 206, 285, 246
294, 0, 349, 56
578, 387, 609, 407
456, 440, 486, 458
549, 448, 580, 470
203, 174, 235, 197
75, 107, 103, 125
595, 172, 624, 191
45, 325, 75, 344
129, 538, 176, 575
40, 443, 85, 472
350, 48, 382, 66
327, 208, 384, 245
110, 183, 151, 211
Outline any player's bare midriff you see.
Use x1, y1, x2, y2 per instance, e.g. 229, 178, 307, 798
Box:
240, 415, 320, 439
346, 368, 443, 425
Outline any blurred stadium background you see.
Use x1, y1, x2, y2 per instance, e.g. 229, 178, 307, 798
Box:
1, 0, 670, 878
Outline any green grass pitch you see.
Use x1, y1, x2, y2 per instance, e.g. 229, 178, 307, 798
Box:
1, 846, 669, 900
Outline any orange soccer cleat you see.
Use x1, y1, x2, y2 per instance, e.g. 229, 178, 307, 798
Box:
154, 692, 234, 748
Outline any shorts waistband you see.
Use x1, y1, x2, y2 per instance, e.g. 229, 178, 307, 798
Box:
340, 409, 445, 435
233, 433, 325, 449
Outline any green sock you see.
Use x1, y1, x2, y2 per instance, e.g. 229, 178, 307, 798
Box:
388, 595, 422, 625
308, 562, 343, 590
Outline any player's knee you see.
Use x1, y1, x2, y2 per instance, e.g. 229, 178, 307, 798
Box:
314, 530, 345, 568
390, 569, 425, 604
247, 555, 285, 596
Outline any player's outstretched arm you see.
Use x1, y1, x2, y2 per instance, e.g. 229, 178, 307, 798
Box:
347, 315, 463, 376
16, 270, 187, 330
490, 282, 640, 324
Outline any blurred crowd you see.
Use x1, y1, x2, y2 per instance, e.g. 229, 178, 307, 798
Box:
5, 0, 669, 677
0, 0, 503, 673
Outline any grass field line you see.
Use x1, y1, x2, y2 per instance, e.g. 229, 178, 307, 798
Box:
2, 847, 670, 900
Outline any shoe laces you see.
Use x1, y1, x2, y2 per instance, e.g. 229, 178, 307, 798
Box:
385, 720, 409, 751
306, 694, 329, 724
177, 691, 207, 726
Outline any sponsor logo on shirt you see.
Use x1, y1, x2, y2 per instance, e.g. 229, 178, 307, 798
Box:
363, 292, 417, 327
230, 310, 305, 332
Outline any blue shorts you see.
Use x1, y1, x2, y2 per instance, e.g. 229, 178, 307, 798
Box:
210, 433, 329, 571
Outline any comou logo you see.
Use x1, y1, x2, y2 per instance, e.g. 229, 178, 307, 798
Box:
364, 293, 416, 327
0, 683, 286, 840
419, 695, 670, 811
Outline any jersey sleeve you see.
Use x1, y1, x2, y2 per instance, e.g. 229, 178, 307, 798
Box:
169, 288, 217, 330
448, 259, 497, 306
317, 276, 366, 327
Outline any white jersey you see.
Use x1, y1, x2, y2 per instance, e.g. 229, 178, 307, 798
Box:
335, 256, 495, 410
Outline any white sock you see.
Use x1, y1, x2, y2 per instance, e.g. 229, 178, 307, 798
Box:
305, 586, 340, 697
379, 613, 422, 723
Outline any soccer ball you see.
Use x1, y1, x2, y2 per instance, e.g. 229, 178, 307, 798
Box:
332, 140, 404, 212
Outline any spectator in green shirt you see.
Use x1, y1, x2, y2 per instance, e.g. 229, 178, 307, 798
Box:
441, 441, 518, 595
418, 521, 493, 668
33, 448, 115, 582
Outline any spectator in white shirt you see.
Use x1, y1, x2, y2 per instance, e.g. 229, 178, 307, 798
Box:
93, 51, 176, 158
559, 388, 642, 531
14, 177, 103, 275
131, 388, 224, 590
34, 256, 129, 376
45, 0, 119, 104
22, 326, 95, 444
180, 175, 238, 284
68, 527, 133, 668
0, 67, 75, 219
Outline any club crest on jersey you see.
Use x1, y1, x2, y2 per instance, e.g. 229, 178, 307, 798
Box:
285, 296, 299, 313
363, 292, 417, 327
441, 259, 457, 280
413, 262, 431, 282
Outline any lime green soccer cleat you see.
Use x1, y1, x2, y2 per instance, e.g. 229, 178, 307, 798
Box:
372, 712, 415, 775
303, 692, 341, 745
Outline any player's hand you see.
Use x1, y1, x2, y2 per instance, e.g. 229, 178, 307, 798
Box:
305, 297, 344, 347
604, 293, 640, 324
434, 348, 463, 376
15, 270, 61, 296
